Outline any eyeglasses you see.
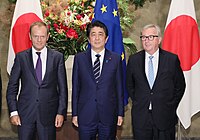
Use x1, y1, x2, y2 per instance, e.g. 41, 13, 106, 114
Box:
140, 35, 158, 41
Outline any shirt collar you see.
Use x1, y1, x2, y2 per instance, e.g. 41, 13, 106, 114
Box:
32, 46, 47, 55
145, 49, 159, 59
91, 48, 105, 58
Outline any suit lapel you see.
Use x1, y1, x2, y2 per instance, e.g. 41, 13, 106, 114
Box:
140, 51, 151, 87
98, 49, 112, 83
154, 49, 166, 85
25, 48, 38, 83
85, 49, 96, 82
42, 48, 53, 84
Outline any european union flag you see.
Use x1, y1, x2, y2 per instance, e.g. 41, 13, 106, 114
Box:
93, 0, 128, 106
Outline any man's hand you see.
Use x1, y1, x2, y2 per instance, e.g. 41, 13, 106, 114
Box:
117, 116, 123, 126
10, 115, 21, 126
55, 114, 64, 128
72, 116, 78, 127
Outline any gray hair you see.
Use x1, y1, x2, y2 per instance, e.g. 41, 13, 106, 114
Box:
141, 24, 161, 37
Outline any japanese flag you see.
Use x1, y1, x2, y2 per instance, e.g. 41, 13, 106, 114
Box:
7, 0, 43, 74
162, 0, 200, 129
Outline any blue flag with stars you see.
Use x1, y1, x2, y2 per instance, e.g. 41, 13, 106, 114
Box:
93, 0, 128, 106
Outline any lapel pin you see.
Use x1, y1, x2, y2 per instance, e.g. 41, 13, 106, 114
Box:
106, 57, 112, 63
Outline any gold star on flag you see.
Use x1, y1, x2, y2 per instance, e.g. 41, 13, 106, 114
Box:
121, 52, 124, 60
101, 4, 107, 13
112, 9, 118, 17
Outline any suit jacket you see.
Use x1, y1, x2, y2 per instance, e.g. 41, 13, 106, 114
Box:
72, 49, 124, 126
6, 48, 68, 126
126, 48, 186, 130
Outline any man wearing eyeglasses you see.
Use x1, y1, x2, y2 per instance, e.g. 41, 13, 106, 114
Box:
126, 24, 186, 140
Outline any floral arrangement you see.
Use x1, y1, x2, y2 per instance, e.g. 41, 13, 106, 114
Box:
41, 0, 94, 60
9, 0, 153, 59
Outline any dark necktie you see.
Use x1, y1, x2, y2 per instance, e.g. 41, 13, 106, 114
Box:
35, 52, 42, 85
93, 54, 101, 83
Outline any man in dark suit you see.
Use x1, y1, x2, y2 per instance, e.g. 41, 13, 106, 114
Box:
126, 24, 186, 140
6, 21, 68, 140
72, 20, 124, 140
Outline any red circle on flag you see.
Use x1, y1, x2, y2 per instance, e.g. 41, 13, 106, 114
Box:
12, 13, 42, 54
162, 15, 200, 71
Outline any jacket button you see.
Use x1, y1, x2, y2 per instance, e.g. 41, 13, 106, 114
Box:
150, 92, 153, 95
95, 99, 97, 102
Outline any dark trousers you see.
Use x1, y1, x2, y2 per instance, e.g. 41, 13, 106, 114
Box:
18, 109, 56, 140
78, 122, 117, 140
18, 121, 56, 140
133, 111, 175, 140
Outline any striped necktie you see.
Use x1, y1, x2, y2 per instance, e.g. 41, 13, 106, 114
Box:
93, 54, 101, 83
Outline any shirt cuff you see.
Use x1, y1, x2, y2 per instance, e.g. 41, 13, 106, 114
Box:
10, 111, 18, 117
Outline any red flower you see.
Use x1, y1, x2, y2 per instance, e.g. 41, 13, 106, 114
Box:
67, 11, 71, 16
53, 23, 59, 29
60, 23, 68, 31
47, 25, 51, 30
76, 14, 82, 20
44, 10, 50, 17
80, 24, 87, 31
66, 28, 78, 39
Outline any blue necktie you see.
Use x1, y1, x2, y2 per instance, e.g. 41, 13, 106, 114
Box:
93, 54, 101, 83
148, 56, 154, 88
36, 52, 42, 85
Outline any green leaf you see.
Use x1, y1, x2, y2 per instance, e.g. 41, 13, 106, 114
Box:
123, 38, 135, 45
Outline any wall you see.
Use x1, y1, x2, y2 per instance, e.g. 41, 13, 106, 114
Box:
0, 0, 18, 137
0, 0, 200, 138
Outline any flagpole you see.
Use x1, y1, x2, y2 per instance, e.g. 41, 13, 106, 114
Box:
177, 119, 182, 140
